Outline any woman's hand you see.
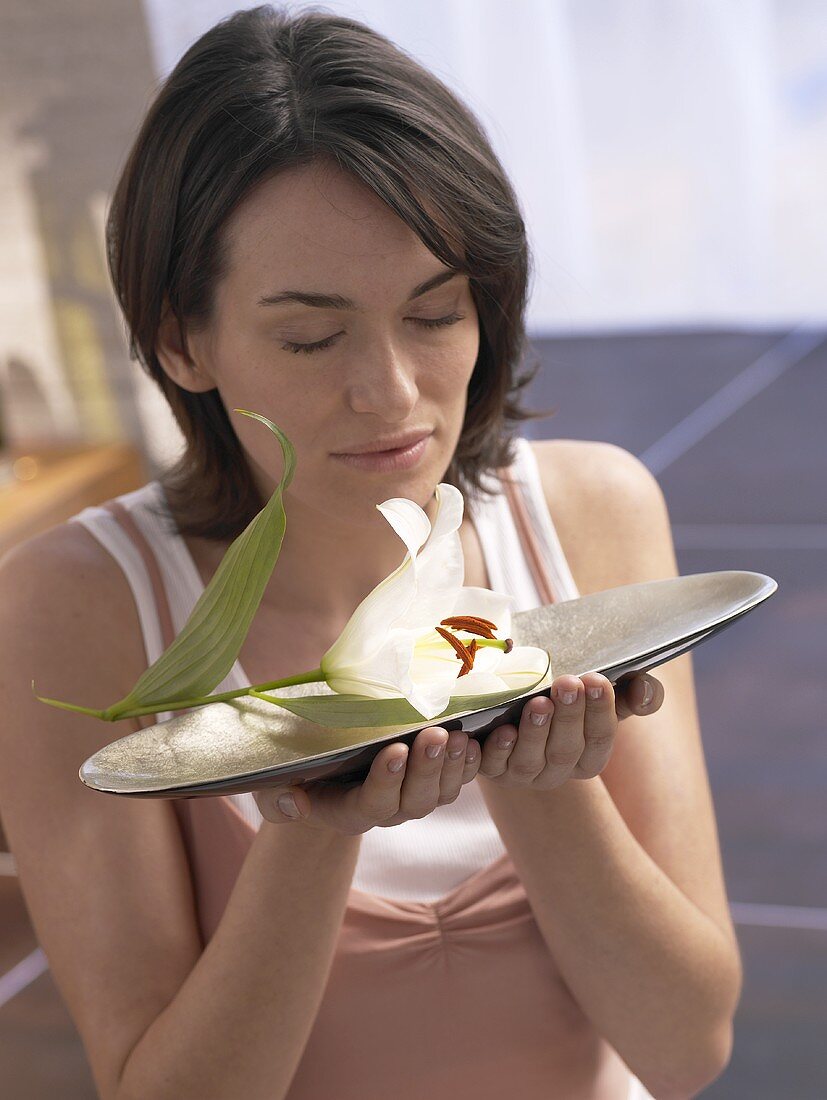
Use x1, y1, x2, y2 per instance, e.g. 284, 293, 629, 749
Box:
474, 671, 664, 789
255, 671, 662, 828
254, 725, 481, 834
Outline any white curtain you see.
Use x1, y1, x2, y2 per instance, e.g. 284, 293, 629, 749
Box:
141, 0, 827, 332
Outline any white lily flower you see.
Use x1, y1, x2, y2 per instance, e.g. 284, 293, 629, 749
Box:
319, 482, 552, 721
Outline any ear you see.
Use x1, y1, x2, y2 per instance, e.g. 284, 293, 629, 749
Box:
155, 301, 217, 394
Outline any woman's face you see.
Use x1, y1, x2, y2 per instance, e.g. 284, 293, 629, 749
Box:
184, 158, 480, 527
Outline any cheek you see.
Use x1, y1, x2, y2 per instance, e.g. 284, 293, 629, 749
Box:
428, 325, 480, 390
230, 374, 318, 453
457, 315, 481, 379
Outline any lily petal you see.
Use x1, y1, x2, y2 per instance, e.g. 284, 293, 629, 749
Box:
450, 644, 551, 697
397, 536, 466, 630
389, 485, 466, 630
401, 634, 467, 718
462, 642, 502, 677
404, 676, 461, 721
374, 497, 432, 579
324, 630, 415, 698
449, 586, 514, 636
321, 510, 429, 671
322, 483, 460, 670
424, 483, 464, 544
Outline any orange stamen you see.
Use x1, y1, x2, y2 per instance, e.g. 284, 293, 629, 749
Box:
439, 614, 497, 639
435, 626, 474, 673
457, 638, 479, 678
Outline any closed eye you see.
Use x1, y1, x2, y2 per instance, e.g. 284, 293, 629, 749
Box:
280, 312, 466, 355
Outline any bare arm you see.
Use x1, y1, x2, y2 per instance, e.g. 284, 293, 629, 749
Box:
476, 441, 742, 1099
0, 527, 362, 1100
118, 821, 361, 1100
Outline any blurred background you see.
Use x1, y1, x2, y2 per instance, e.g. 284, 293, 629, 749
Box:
0, 1, 825, 1096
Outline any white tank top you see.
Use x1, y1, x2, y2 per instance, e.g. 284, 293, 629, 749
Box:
69, 436, 580, 902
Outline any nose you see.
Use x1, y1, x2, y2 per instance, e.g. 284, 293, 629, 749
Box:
345, 338, 420, 419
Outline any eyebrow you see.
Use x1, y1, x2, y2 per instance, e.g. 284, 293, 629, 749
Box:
256, 270, 460, 310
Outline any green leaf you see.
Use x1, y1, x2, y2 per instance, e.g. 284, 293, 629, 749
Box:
250, 651, 551, 728
102, 411, 296, 721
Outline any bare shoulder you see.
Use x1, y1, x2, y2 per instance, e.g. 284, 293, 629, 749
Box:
0, 518, 131, 609
0, 514, 132, 583
0, 518, 150, 701
527, 438, 677, 594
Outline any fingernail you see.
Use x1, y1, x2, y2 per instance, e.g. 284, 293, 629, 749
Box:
560, 690, 576, 705
641, 679, 653, 707
588, 685, 603, 700
278, 793, 300, 819
530, 708, 548, 726
497, 732, 515, 748
388, 753, 406, 773
426, 739, 445, 758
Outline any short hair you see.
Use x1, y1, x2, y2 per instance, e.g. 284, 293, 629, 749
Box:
106, 4, 555, 540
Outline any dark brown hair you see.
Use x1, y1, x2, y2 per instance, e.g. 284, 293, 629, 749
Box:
106, 3, 556, 540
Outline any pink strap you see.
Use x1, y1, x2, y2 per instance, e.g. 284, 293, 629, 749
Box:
496, 464, 558, 605
103, 500, 176, 650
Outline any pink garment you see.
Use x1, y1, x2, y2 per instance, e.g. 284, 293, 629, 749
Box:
101, 463, 638, 1099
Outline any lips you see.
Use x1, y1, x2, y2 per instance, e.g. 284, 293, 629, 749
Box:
334, 431, 432, 456
331, 433, 431, 472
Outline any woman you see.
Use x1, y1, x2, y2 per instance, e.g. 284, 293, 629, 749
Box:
0, 7, 741, 1099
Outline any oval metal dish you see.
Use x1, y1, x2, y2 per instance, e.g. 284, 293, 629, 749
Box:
79, 569, 777, 798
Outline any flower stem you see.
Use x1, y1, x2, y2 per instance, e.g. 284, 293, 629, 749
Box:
36, 668, 328, 722
108, 666, 328, 720
37, 635, 513, 724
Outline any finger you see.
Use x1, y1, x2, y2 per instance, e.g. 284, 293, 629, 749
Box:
536, 676, 585, 785
254, 784, 308, 824
462, 736, 481, 781
438, 730, 469, 805
304, 742, 408, 834
571, 672, 618, 779
478, 721, 518, 779
253, 786, 282, 824
614, 673, 664, 720
384, 733, 478, 827
502, 694, 554, 784
353, 742, 410, 825
398, 727, 449, 818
